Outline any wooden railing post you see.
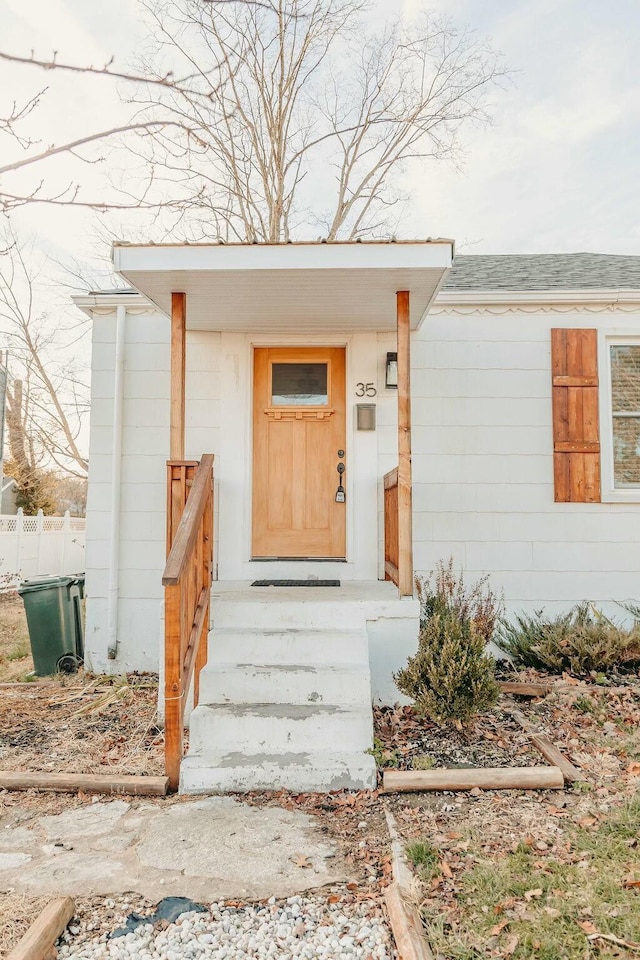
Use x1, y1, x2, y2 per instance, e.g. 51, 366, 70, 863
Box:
170, 292, 186, 461
397, 291, 413, 597
163, 454, 214, 791
164, 581, 183, 791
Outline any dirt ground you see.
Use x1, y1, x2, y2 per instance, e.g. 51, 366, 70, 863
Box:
0, 594, 163, 777
0, 674, 163, 776
249, 675, 640, 959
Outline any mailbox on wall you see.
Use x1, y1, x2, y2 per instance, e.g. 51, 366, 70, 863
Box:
356, 403, 376, 431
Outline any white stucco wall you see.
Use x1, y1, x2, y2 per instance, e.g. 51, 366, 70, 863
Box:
410, 305, 640, 625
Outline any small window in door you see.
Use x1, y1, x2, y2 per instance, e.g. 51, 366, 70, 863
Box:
271, 362, 328, 406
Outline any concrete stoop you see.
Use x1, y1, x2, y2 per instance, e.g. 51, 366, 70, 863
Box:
180, 597, 378, 793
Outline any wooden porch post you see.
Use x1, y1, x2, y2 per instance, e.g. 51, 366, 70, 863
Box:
170, 292, 186, 461
397, 291, 413, 597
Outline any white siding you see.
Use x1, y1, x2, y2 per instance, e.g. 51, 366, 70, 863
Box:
84, 311, 223, 673
84, 295, 640, 678
410, 307, 640, 619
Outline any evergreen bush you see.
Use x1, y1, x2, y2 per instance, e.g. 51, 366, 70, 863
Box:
395, 560, 500, 725
498, 603, 640, 675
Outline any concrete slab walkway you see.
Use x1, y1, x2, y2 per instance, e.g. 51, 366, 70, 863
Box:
0, 796, 351, 901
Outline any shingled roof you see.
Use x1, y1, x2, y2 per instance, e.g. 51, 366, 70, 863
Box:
442, 253, 640, 292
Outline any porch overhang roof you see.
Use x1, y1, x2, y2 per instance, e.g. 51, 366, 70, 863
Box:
112, 240, 454, 332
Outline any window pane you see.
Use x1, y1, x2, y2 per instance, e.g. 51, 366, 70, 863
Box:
271, 363, 328, 406
613, 417, 640, 486
611, 345, 640, 413
611, 345, 640, 487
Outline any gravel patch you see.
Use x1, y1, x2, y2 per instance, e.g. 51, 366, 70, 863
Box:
57, 895, 394, 960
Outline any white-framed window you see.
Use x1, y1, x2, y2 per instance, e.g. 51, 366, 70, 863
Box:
599, 332, 640, 502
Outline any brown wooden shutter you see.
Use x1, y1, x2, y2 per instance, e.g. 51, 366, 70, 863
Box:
551, 328, 601, 502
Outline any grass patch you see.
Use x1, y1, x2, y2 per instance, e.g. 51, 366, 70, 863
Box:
420, 796, 640, 959
0, 894, 49, 957
406, 840, 439, 881
574, 694, 596, 715
6, 639, 29, 662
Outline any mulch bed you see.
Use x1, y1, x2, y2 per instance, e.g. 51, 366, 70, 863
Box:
373, 702, 539, 770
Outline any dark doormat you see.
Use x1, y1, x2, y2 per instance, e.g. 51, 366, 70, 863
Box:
251, 579, 341, 587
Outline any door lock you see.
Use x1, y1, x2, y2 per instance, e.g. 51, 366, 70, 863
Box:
335, 462, 346, 503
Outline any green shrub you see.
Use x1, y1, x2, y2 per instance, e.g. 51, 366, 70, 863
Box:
497, 602, 640, 675
367, 736, 400, 769
395, 560, 500, 726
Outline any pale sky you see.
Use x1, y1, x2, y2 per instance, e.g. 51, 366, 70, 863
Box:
2, 0, 640, 273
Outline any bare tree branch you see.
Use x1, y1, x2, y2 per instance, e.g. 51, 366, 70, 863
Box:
0, 121, 187, 176
0, 226, 88, 476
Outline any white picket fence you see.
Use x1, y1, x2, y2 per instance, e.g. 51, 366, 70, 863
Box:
0, 510, 86, 585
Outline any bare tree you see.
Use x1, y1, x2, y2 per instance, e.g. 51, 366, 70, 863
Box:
3, 377, 56, 513
0, 228, 88, 478
122, 0, 507, 241
1, 2, 506, 233
0, 1, 284, 214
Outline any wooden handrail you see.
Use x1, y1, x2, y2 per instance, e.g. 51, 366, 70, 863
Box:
164, 453, 214, 791
163, 453, 214, 585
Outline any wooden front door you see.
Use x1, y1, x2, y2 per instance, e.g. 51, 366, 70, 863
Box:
252, 347, 346, 558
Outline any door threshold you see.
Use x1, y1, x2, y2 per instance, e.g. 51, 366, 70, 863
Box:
251, 557, 347, 562
251, 579, 341, 587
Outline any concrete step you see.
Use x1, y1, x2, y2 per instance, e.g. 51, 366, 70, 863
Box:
198, 662, 371, 706
182, 596, 380, 794
212, 601, 372, 631
180, 750, 377, 794
188, 702, 374, 755
208, 628, 368, 665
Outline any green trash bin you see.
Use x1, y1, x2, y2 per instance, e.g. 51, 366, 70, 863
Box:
18, 574, 85, 676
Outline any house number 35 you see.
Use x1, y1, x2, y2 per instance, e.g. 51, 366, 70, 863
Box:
355, 382, 377, 397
